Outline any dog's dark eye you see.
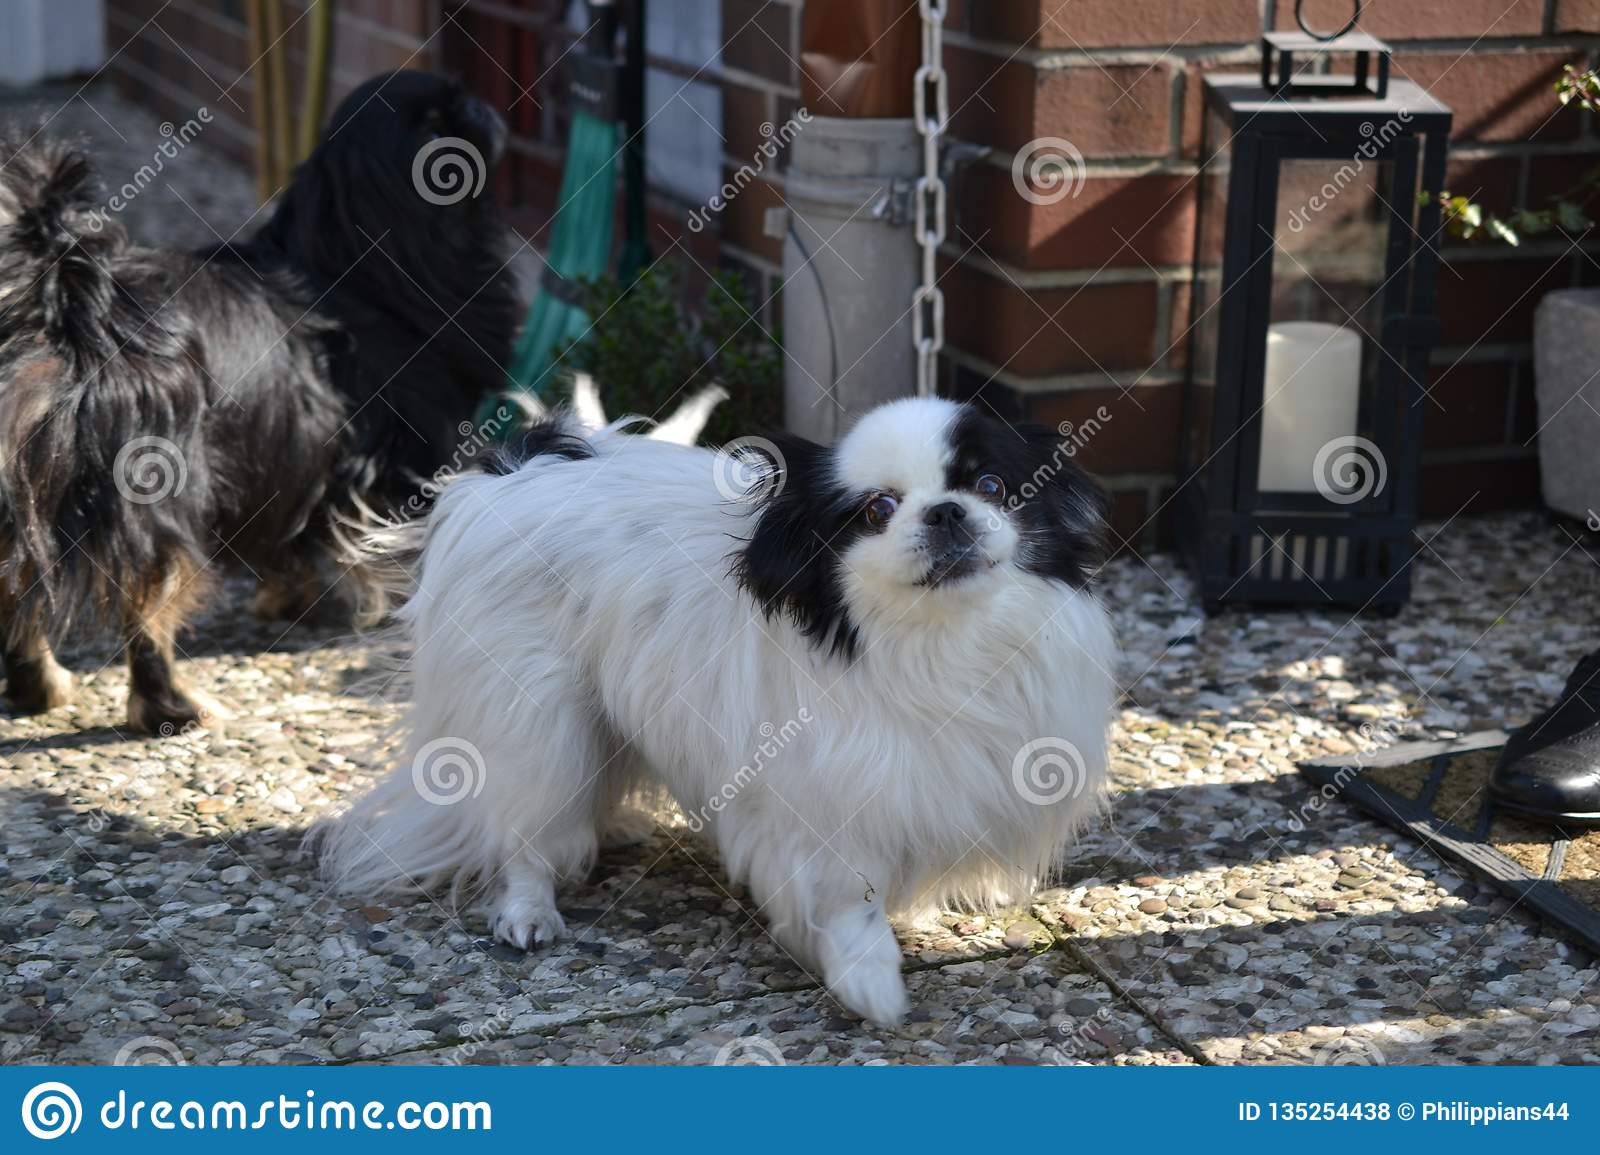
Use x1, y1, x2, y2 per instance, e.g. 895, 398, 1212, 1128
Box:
974, 474, 1005, 502
864, 494, 898, 529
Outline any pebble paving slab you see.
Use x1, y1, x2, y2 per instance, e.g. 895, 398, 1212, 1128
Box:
4, 513, 1600, 1065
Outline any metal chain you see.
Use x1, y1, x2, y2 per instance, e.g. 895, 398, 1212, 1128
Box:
913, 0, 948, 396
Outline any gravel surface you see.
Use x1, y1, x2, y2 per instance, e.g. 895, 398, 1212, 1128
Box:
3, 82, 1599, 1068
2, 513, 1598, 1066
1, 81, 260, 250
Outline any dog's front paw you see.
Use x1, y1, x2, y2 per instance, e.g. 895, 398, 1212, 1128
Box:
4, 658, 74, 714
817, 904, 909, 1027
127, 690, 205, 736
828, 962, 909, 1027
491, 899, 566, 950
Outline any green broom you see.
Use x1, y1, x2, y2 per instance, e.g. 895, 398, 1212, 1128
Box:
480, 0, 648, 425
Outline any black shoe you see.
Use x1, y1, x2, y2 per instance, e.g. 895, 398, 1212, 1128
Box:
1490, 648, 1600, 827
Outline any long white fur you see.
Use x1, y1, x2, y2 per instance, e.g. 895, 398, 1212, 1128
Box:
318, 397, 1117, 1024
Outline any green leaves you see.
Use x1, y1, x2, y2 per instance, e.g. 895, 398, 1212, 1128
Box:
1427, 191, 1594, 248
1558, 64, 1600, 113
556, 262, 783, 446
1419, 66, 1598, 248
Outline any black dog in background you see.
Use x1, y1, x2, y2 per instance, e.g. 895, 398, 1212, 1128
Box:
0, 71, 519, 733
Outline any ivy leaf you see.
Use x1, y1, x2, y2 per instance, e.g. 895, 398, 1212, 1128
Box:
1557, 200, 1595, 232
1486, 216, 1520, 246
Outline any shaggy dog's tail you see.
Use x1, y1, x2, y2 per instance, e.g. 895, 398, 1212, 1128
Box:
0, 134, 201, 625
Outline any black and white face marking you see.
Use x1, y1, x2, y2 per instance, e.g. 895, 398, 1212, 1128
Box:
734, 398, 1109, 659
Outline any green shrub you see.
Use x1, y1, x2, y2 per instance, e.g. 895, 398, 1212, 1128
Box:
557, 262, 783, 445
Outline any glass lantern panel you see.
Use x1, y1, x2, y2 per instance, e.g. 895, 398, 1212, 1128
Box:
1258, 154, 1399, 500
1184, 108, 1232, 473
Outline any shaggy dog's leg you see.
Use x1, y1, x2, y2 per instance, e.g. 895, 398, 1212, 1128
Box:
1, 588, 73, 714
249, 556, 357, 626
123, 562, 205, 735
741, 839, 908, 1026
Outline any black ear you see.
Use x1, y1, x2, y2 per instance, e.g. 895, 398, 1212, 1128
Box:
1013, 422, 1111, 587
730, 432, 864, 659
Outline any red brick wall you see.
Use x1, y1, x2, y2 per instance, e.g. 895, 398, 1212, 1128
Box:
943, 0, 1600, 550
103, 0, 440, 167
100, 1, 1600, 550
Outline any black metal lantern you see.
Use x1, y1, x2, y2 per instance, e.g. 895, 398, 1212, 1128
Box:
1178, 17, 1452, 614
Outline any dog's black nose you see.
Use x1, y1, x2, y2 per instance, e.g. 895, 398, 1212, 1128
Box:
923, 501, 967, 528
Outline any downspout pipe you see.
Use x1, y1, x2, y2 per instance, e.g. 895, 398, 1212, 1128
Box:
781, 0, 923, 442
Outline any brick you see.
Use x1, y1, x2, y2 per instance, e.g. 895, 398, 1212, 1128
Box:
723, 81, 776, 165
509, 149, 563, 225
1420, 456, 1539, 516
645, 197, 729, 270
1033, 62, 1175, 160
965, 166, 1199, 271
1026, 384, 1183, 475
1445, 154, 1523, 213
723, 0, 796, 86
1554, 0, 1600, 33
1166, 280, 1202, 373
948, 48, 1174, 160
716, 170, 784, 264
1526, 152, 1600, 211
941, 261, 1159, 375
1393, 50, 1585, 143
1104, 488, 1152, 554
1180, 57, 1245, 158
1422, 361, 1513, 449
1273, 0, 1544, 40
977, 0, 1260, 51
1435, 254, 1574, 346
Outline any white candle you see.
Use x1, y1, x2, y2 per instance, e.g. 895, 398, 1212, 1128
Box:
1257, 321, 1362, 494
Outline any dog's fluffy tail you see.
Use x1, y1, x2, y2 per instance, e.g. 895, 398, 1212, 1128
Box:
0, 134, 127, 360
0, 134, 173, 622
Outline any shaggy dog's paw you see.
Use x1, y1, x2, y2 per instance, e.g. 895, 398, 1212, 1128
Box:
3, 660, 74, 714
828, 963, 909, 1027
491, 899, 566, 950
128, 692, 206, 737
818, 903, 908, 1026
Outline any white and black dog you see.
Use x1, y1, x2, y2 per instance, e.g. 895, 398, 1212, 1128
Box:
320, 397, 1117, 1024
